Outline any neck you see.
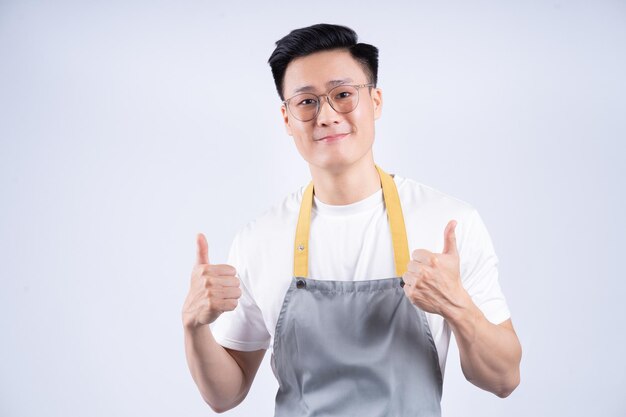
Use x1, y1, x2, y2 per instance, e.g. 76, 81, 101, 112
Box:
309, 153, 381, 205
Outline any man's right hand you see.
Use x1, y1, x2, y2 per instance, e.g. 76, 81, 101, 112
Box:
182, 233, 242, 329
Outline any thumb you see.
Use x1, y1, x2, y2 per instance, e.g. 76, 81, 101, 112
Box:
195, 232, 210, 265
442, 220, 458, 255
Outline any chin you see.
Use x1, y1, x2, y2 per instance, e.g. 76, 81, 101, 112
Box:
309, 157, 362, 173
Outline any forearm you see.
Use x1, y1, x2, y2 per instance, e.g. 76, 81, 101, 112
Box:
445, 298, 521, 398
183, 322, 246, 412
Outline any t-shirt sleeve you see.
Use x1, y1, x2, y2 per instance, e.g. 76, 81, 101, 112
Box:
210, 229, 271, 351
459, 208, 511, 325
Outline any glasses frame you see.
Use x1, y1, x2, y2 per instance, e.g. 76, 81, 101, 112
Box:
282, 83, 375, 122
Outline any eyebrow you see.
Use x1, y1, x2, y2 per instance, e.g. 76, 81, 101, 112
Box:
292, 78, 354, 94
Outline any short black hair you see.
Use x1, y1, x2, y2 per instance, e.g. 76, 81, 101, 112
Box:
268, 23, 379, 100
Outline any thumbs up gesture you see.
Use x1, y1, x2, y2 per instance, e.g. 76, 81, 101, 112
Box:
402, 220, 471, 319
182, 233, 242, 329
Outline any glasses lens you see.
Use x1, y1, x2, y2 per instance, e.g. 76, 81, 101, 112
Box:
289, 93, 319, 121
329, 85, 359, 113
287, 85, 362, 121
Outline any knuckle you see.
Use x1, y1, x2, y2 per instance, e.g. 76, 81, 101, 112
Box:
213, 264, 236, 276
413, 275, 423, 286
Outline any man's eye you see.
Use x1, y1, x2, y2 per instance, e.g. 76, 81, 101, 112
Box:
297, 98, 317, 107
335, 91, 352, 100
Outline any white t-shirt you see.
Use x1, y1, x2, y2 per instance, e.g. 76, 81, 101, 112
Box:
210, 173, 511, 376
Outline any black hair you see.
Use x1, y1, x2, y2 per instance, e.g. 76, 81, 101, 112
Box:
268, 23, 379, 100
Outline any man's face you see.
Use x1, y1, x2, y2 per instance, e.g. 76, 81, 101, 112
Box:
280, 49, 382, 173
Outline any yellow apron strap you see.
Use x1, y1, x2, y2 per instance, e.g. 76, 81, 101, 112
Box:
293, 164, 410, 278
293, 180, 314, 278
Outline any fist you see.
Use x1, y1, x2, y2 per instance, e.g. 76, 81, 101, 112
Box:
402, 220, 469, 318
182, 232, 242, 329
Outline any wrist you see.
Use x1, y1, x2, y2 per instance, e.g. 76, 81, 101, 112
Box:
442, 290, 482, 331
182, 314, 206, 333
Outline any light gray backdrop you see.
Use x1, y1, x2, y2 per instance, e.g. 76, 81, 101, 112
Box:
1, 1, 625, 416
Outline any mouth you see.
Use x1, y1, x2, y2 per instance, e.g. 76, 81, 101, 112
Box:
315, 133, 350, 143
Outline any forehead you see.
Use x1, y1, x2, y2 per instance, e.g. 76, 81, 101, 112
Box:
283, 49, 368, 96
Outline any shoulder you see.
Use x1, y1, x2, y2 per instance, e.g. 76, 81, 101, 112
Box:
392, 172, 488, 255
393, 173, 476, 219
232, 183, 306, 252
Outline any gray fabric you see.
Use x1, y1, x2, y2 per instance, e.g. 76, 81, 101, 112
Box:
271, 276, 443, 417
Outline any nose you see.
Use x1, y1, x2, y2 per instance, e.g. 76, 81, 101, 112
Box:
315, 95, 341, 126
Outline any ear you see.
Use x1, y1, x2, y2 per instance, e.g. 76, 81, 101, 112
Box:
371, 87, 383, 120
281, 105, 293, 136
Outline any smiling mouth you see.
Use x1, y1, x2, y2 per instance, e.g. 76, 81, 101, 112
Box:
315, 133, 350, 142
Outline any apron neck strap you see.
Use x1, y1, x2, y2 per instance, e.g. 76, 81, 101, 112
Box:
293, 164, 410, 278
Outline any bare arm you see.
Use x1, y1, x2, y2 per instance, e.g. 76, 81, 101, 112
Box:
182, 232, 266, 412
447, 306, 522, 397
403, 220, 521, 398
183, 322, 265, 412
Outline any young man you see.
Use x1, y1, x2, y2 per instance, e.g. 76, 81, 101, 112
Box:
183, 23, 522, 416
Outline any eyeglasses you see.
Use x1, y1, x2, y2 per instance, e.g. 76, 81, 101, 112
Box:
282, 83, 375, 122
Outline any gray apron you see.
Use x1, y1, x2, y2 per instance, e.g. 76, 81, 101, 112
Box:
271, 164, 443, 417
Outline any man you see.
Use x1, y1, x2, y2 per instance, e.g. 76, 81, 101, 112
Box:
182, 23, 521, 416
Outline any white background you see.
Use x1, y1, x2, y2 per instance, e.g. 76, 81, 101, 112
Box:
1, 1, 625, 416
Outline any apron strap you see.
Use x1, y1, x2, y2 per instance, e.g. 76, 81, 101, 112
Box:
293, 164, 410, 278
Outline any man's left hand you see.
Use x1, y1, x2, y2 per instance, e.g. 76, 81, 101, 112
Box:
402, 219, 472, 319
